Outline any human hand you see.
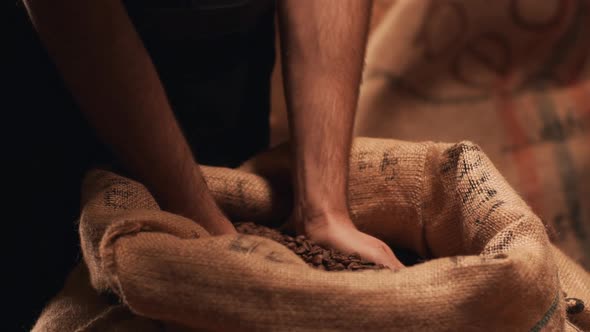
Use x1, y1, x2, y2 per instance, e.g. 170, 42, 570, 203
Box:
199, 215, 237, 236
287, 211, 405, 270
158, 193, 237, 236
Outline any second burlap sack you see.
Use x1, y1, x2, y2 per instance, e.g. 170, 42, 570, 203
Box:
355, 0, 590, 269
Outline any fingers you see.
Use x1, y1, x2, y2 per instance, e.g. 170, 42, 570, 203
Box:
206, 220, 237, 236
368, 242, 405, 271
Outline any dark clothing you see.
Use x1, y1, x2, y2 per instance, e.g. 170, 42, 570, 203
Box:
15, 0, 275, 329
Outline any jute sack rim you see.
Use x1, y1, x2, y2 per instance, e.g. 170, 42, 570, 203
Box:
76, 138, 568, 331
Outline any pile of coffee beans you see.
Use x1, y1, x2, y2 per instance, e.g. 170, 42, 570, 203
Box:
235, 222, 387, 271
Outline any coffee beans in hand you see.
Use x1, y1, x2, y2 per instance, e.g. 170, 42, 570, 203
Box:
235, 222, 387, 271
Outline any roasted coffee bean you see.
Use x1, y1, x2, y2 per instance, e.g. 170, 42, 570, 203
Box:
332, 254, 347, 262
303, 241, 311, 251
294, 247, 307, 255
332, 263, 346, 271
347, 262, 358, 269
309, 247, 322, 256
312, 254, 323, 266
349, 252, 361, 260
326, 260, 338, 267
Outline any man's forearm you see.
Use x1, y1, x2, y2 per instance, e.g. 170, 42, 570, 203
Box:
23, 0, 226, 227
278, 0, 372, 220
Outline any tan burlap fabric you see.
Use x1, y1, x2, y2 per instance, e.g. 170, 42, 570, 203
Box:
33, 138, 589, 331
355, 0, 590, 269
31, 263, 163, 332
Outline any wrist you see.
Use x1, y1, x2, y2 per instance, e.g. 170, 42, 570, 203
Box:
165, 194, 234, 235
292, 176, 349, 219
146, 165, 226, 224
292, 197, 350, 226
291, 162, 351, 229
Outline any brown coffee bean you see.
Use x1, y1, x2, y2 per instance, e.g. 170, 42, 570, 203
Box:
332, 263, 346, 271
294, 247, 307, 255
332, 254, 347, 261
309, 248, 322, 256
349, 252, 361, 260
312, 254, 323, 266
325, 261, 338, 268
303, 241, 311, 251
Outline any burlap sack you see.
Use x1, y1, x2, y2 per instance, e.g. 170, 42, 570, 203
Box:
31, 264, 162, 332
355, 0, 590, 269
34, 138, 590, 331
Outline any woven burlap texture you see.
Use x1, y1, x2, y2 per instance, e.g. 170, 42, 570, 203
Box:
34, 138, 589, 331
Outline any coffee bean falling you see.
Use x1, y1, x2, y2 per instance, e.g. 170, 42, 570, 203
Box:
235, 222, 387, 271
